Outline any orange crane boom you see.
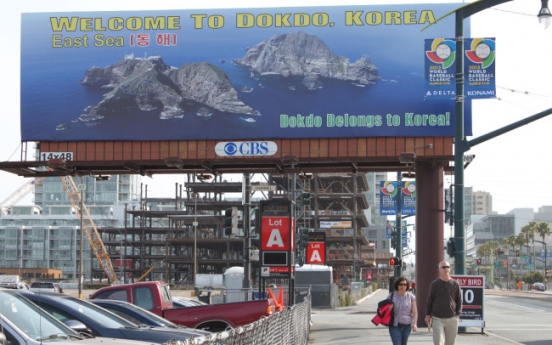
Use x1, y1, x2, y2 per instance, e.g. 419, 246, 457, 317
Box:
0, 177, 45, 216
60, 176, 118, 283
135, 266, 155, 282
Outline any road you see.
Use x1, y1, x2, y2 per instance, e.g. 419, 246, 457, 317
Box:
309, 288, 552, 345
483, 289, 552, 345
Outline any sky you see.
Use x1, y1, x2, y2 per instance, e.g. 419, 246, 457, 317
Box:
1, 0, 552, 216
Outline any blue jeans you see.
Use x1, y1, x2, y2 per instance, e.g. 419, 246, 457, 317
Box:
389, 323, 412, 345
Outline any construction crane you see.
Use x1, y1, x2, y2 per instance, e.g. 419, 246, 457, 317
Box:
0, 177, 45, 216
0, 174, 118, 283
60, 176, 118, 283
135, 266, 155, 282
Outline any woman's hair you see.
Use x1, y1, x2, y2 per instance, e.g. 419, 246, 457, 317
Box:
393, 276, 411, 291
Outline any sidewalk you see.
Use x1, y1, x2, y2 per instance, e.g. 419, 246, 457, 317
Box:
309, 289, 522, 345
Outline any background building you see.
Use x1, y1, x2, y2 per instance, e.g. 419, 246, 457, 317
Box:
0, 175, 139, 280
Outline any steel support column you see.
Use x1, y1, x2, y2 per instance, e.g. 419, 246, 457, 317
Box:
415, 161, 445, 327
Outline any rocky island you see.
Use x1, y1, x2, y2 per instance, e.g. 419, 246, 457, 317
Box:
79, 55, 255, 122
234, 31, 380, 90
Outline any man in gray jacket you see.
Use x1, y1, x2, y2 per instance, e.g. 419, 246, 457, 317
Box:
424, 261, 462, 345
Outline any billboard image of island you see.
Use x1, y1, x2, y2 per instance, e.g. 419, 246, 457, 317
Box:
20, 3, 471, 142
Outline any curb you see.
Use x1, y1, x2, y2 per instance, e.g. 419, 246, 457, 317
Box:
355, 288, 381, 305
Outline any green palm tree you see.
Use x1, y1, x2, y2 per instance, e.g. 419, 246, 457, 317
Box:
502, 234, 517, 255
516, 233, 526, 255
477, 242, 489, 257
477, 241, 499, 257
536, 221, 551, 245
535, 222, 551, 266
521, 222, 539, 273
521, 224, 536, 255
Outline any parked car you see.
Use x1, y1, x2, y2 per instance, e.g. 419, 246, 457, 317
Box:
532, 282, 546, 291
17, 282, 30, 290
29, 281, 62, 293
89, 281, 274, 332
17, 290, 211, 343
172, 297, 208, 308
0, 289, 166, 345
90, 299, 195, 329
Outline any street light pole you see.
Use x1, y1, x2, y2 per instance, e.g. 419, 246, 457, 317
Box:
395, 172, 403, 278
78, 183, 85, 299
539, 0, 552, 28
193, 192, 198, 290
243, 173, 251, 290
452, 0, 515, 276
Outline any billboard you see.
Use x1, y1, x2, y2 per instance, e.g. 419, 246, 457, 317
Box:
320, 221, 352, 229
21, 3, 471, 142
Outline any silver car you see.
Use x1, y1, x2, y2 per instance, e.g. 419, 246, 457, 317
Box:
532, 282, 546, 291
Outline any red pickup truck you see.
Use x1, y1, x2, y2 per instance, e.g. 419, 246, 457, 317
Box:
89, 281, 274, 332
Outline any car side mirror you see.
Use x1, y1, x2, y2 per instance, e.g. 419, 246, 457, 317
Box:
64, 319, 90, 334
0, 332, 7, 345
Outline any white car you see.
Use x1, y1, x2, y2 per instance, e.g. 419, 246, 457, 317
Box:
29, 281, 62, 293
17, 282, 30, 290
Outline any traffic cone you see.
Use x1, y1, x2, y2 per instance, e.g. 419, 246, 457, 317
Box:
277, 286, 284, 311
267, 287, 282, 312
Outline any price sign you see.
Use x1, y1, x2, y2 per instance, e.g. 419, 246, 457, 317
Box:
451, 275, 485, 329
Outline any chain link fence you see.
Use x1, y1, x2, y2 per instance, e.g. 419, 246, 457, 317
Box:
168, 291, 311, 345
203, 286, 310, 305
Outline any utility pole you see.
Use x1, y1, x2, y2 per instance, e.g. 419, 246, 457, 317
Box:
353, 173, 358, 280
395, 172, 403, 278
120, 240, 123, 282
243, 173, 252, 290
78, 183, 85, 299
193, 191, 198, 290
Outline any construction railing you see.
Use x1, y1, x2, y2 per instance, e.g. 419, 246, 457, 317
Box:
167, 291, 311, 345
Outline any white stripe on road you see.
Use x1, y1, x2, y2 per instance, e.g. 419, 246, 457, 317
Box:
485, 299, 545, 312
485, 331, 525, 345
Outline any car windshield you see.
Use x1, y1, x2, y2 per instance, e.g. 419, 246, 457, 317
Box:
101, 301, 178, 328
31, 282, 54, 288
43, 297, 137, 328
0, 290, 79, 341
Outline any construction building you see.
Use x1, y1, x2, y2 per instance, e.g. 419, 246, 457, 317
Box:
1, 172, 389, 285
99, 173, 379, 285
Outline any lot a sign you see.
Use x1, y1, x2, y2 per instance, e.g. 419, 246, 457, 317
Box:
306, 231, 326, 265
259, 200, 293, 272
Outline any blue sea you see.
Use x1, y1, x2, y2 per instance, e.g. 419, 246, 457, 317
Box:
20, 5, 469, 142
